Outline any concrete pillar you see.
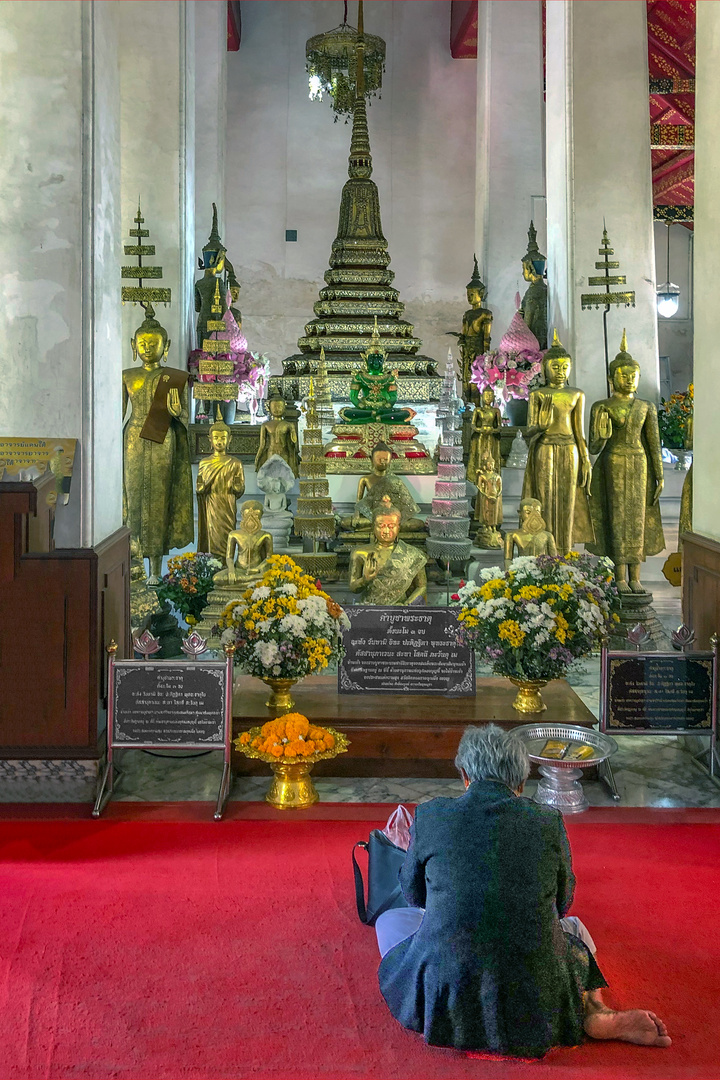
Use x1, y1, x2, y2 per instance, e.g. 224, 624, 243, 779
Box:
118, 0, 195, 366
0, 0, 122, 547
545, 0, 659, 410
692, 2, 720, 542
475, 0, 545, 339
194, 0, 227, 274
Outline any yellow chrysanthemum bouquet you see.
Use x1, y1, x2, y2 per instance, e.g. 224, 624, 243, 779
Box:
234, 712, 348, 764
216, 555, 350, 679
453, 554, 620, 682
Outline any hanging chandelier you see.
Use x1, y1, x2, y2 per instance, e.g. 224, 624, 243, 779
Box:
306, 0, 385, 121
656, 222, 681, 318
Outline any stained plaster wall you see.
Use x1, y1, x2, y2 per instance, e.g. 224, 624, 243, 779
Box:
224, 0, 478, 375
0, 0, 122, 547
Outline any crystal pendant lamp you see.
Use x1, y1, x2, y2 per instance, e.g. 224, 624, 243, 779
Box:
657, 222, 680, 318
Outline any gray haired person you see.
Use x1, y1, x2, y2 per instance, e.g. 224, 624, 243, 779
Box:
375, 724, 670, 1057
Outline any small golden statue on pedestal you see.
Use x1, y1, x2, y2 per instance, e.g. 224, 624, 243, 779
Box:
467, 386, 502, 482
522, 331, 593, 555
474, 450, 503, 549
196, 412, 246, 561
213, 500, 274, 590
255, 392, 299, 476
586, 332, 665, 592
452, 256, 493, 402
122, 304, 193, 584
340, 441, 425, 536
349, 496, 427, 606
504, 499, 557, 567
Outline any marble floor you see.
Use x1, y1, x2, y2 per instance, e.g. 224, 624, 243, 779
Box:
3, 552, 718, 810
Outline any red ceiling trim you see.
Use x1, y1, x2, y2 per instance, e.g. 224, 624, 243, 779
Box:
450, 0, 478, 59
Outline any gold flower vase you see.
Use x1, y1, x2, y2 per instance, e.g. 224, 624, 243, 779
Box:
260, 677, 299, 712
266, 760, 319, 810
508, 677, 549, 714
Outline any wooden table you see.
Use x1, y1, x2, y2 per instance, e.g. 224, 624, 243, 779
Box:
232, 676, 596, 778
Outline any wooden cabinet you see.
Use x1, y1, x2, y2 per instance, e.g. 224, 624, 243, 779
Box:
0, 483, 130, 758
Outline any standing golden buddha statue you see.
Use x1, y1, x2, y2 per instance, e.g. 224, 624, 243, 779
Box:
586, 332, 665, 592
467, 386, 502, 482
122, 304, 193, 584
255, 392, 299, 476
453, 256, 493, 402
196, 412, 246, 560
474, 449, 503, 549
521, 332, 593, 555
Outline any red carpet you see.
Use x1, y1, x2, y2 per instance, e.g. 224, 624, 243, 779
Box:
0, 810, 718, 1080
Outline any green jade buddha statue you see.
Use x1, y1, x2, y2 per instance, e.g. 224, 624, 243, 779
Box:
338, 318, 413, 425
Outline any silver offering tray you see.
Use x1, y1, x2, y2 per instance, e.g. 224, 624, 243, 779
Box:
510, 725, 617, 814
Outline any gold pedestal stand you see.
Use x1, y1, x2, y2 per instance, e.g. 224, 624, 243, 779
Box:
266, 761, 319, 809
508, 677, 549, 714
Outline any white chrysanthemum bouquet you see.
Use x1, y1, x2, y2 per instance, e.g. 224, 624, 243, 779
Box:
216, 555, 349, 678
453, 554, 620, 682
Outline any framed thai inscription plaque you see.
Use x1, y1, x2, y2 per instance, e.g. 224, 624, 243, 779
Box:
338, 606, 475, 696
600, 649, 717, 736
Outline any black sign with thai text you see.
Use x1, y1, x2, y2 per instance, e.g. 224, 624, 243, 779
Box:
338, 606, 475, 696
603, 652, 714, 733
112, 661, 228, 746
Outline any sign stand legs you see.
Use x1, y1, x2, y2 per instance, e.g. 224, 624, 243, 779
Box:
92, 751, 114, 818
214, 760, 231, 821
599, 757, 621, 800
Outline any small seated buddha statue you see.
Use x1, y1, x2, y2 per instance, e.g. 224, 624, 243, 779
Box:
338, 318, 414, 426
212, 500, 274, 589
349, 496, 428, 606
340, 441, 425, 535
504, 498, 557, 568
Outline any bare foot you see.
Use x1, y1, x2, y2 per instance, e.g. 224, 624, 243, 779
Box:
629, 581, 646, 594
616, 580, 631, 594
584, 1007, 671, 1047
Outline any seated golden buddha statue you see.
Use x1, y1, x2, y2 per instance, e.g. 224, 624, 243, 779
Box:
349, 496, 428, 606
338, 318, 414, 426
212, 500, 273, 590
340, 441, 425, 535
504, 498, 557, 568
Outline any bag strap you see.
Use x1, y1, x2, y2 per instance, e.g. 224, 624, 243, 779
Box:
352, 841, 369, 924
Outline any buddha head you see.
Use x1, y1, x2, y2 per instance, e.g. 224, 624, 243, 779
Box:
202, 203, 227, 274
542, 330, 572, 387
518, 498, 547, 535
362, 316, 387, 375
372, 496, 402, 546
609, 330, 640, 396
132, 303, 170, 366
521, 222, 546, 284
481, 387, 496, 408
371, 441, 392, 475
209, 410, 232, 454
266, 393, 286, 420
466, 254, 487, 309
479, 449, 496, 475
239, 500, 263, 534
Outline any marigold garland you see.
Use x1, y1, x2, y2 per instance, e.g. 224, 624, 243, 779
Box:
234, 712, 345, 763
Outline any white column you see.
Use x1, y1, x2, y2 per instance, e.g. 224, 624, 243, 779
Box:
118, 0, 195, 367
545, 0, 659, 409
475, 0, 545, 338
194, 0, 227, 271
692, 2, 720, 541
0, 0, 123, 548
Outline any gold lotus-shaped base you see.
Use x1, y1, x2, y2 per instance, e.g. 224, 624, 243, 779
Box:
260, 677, 300, 712
507, 677, 549, 714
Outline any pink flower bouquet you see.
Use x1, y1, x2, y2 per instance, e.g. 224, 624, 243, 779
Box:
470, 304, 544, 402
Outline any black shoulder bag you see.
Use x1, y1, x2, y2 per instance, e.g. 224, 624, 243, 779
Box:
352, 829, 409, 926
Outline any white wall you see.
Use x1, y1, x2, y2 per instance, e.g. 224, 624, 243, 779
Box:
224, 0, 478, 373
654, 220, 693, 395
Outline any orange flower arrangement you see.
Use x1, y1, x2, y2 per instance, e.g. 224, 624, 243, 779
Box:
234, 712, 345, 763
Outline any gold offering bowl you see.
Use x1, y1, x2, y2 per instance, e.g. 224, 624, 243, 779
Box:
234, 726, 349, 810
507, 677, 549, 714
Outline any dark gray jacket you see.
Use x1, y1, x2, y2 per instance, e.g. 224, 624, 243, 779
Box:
378, 780, 603, 1057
